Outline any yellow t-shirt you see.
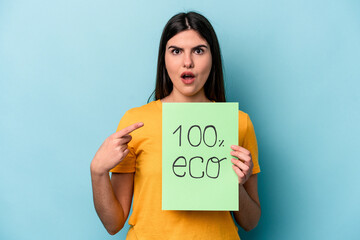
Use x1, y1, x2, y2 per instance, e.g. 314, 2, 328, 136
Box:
110, 100, 260, 240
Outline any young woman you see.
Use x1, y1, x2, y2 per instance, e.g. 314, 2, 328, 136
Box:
90, 12, 261, 239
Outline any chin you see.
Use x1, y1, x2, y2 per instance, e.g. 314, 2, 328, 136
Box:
181, 91, 203, 99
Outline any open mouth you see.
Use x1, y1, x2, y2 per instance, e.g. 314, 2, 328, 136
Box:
181, 72, 195, 79
181, 72, 195, 84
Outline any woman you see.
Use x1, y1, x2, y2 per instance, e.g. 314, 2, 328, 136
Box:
91, 12, 261, 239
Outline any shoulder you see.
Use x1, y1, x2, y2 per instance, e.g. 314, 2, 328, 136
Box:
238, 110, 249, 121
117, 100, 161, 132
238, 110, 251, 126
123, 100, 161, 119
238, 110, 255, 136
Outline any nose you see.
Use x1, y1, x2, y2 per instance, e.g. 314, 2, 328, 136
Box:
183, 52, 194, 68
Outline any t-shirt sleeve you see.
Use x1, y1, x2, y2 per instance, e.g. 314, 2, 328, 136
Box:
242, 114, 261, 174
110, 111, 137, 173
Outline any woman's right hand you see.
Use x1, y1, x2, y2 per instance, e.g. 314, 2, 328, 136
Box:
90, 122, 144, 175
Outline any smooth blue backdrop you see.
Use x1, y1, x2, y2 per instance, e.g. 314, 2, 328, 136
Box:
1, 0, 359, 239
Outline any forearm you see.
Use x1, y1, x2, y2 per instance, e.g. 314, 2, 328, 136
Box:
91, 167, 126, 235
233, 184, 261, 231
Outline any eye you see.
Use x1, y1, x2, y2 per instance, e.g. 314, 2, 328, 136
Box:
171, 48, 181, 55
194, 48, 204, 54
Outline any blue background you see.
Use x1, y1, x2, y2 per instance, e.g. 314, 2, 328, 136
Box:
1, 0, 359, 239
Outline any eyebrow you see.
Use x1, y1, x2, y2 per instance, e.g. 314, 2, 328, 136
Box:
167, 44, 208, 50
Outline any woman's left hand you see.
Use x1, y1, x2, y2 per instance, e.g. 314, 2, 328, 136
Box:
230, 145, 253, 185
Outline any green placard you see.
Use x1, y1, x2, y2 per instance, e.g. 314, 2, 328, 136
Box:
162, 102, 239, 211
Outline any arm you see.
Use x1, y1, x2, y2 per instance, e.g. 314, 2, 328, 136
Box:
232, 174, 261, 231
230, 145, 261, 231
90, 122, 143, 235
91, 171, 134, 235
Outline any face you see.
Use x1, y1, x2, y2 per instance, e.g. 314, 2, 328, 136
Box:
165, 29, 212, 101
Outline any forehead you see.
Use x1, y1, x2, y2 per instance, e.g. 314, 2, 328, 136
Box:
166, 29, 209, 47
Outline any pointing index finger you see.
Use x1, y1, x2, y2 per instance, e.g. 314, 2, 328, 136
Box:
117, 122, 144, 137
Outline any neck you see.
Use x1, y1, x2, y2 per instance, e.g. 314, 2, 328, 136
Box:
161, 90, 210, 103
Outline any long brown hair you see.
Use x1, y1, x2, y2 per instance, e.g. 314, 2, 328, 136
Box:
151, 12, 226, 102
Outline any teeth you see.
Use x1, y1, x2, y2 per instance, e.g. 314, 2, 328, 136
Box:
182, 73, 194, 78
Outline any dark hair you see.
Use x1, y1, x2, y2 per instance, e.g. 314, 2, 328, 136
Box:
150, 11, 226, 102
